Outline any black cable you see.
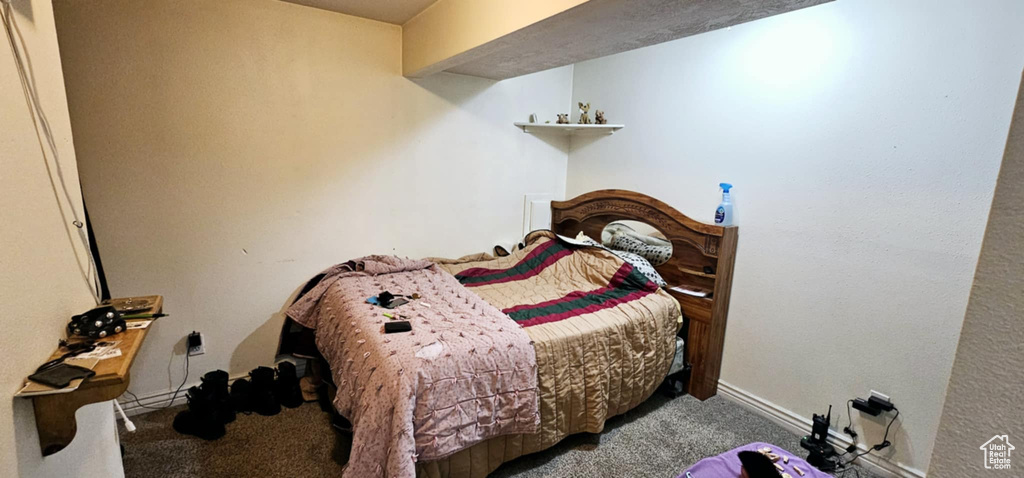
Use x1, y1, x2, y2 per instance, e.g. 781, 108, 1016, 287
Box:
841, 407, 900, 467
838, 399, 857, 456
834, 462, 863, 478
881, 407, 900, 445
122, 352, 190, 410
82, 199, 110, 301
844, 447, 875, 465
845, 399, 855, 433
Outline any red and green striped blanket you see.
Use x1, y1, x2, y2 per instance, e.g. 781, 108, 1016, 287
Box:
423, 231, 681, 476
442, 231, 663, 328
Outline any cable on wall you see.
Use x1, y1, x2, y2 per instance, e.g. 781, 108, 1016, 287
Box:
833, 407, 901, 477
2, 0, 101, 304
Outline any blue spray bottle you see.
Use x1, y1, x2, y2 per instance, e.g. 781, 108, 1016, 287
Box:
714, 183, 734, 226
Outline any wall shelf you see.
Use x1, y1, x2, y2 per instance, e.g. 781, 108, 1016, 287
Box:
514, 122, 624, 136
18, 296, 162, 456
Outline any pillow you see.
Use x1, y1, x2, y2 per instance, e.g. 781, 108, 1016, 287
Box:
601, 222, 635, 244
575, 232, 667, 287
606, 232, 672, 266
601, 222, 672, 248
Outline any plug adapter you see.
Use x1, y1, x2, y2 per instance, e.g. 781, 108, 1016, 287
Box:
868, 395, 895, 412
851, 398, 881, 416
187, 331, 205, 356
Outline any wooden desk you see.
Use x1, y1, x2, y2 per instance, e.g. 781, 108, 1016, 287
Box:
27, 296, 161, 456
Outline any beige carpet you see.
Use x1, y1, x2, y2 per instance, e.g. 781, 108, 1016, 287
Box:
120, 394, 878, 477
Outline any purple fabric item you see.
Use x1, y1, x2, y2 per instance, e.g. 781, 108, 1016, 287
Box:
682, 442, 833, 478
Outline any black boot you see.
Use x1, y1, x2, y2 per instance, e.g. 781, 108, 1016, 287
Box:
230, 378, 252, 414
172, 386, 226, 440
248, 366, 280, 416
275, 361, 303, 409
201, 370, 235, 424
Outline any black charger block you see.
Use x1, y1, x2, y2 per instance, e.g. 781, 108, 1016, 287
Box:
851, 398, 881, 416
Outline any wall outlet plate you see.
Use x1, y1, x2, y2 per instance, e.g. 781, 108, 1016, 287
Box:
523, 193, 554, 237
187, 332, 205, 356
870, 390, 891, 403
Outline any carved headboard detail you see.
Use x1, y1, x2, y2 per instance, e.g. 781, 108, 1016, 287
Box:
551, 189, 739, 400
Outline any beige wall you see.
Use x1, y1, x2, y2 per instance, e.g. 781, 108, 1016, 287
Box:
52, 0, 571, 406
566, 0, 1024, 474
928, 73, 1024, 477
402, 0, 588, 76
1, 0, 122, 476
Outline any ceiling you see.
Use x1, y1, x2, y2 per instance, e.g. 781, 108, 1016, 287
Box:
424, 0, 833, 80
280, 0, 437, 25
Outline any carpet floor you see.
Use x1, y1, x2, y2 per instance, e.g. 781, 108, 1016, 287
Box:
120, 394, 875, 477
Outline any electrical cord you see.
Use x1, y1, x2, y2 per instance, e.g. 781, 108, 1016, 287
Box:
2, 0, 101, 304
835, 407, 901, 474
834, 463, 864, 478
838, 399, 858, 456
122, 352, 190, 410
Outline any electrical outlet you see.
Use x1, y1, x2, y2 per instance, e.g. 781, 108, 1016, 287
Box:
853, 389, 896, 416
187, 331, 205, 356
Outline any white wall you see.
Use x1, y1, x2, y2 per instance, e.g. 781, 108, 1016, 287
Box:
1, 0, 123, 476
566, 0, 1024, 474
53, 0, 570, 406
928, 73, 1024, 477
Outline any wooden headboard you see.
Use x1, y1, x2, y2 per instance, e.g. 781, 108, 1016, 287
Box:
550, 189, 738, 400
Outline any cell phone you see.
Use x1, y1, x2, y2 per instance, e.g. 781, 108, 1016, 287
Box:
383, 298, 409, 309
384, 321, 412, 334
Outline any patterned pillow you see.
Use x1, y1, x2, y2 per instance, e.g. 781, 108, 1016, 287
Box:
574, 233, 667, 287
606, 232, 672, 266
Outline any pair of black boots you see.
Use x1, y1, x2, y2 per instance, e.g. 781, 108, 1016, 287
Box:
231, 362, 302, 416
172, 370, 234, 440
173, 362, 303, 440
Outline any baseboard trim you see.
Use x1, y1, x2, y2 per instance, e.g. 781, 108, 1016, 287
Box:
119, 358, 305, 417
717, 380, 925, 478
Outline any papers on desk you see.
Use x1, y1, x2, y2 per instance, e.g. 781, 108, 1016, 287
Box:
126, 319, 153, 330
76, 341, 122, 360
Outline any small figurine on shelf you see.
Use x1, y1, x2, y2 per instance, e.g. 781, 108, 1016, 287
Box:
595, 110, 607, 125
577, 102, 592, 124
556, 114, 570, 124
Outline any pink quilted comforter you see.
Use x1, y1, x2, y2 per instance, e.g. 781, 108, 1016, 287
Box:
286, 256, 539, 478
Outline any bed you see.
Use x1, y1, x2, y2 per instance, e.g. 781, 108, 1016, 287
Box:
278, 190, 738, 478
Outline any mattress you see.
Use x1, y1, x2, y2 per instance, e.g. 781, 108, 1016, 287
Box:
418, 231, 681, 477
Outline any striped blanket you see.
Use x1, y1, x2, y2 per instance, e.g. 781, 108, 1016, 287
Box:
421, 231, 681, 477
449, 232, 661, 328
